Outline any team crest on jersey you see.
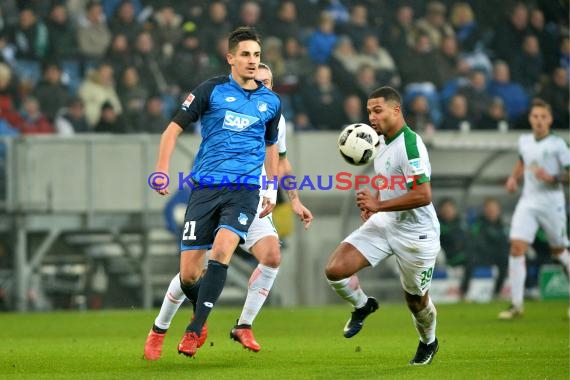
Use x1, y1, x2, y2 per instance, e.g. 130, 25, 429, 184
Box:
257, 101, 268, 112
222, 110, 259, 132
375, 176, 386, 189
238, 213, 249, 225
225, 96, 236, 102
182, 93, 195, 109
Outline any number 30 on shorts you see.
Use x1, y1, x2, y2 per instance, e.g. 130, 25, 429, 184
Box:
182, 221, 197, 241
420, 267, 433, 288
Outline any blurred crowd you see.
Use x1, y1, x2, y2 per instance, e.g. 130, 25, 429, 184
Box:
0, 0, 568, 137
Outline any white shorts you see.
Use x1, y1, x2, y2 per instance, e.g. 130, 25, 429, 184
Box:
240, 198, 278, 252
344, 213, 440, 296
510, 200, 569, 247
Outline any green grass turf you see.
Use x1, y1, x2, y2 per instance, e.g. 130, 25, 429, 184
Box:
0, 300, 568, 379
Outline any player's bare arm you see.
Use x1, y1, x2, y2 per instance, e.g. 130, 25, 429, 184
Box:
360, 191, 379, 222
356, 181, 431, 212
506, 158, 524, 193
260, 143, 279, 218
535, 167, 570, 185
153, 122, 183, 195
279, 156, 313, 229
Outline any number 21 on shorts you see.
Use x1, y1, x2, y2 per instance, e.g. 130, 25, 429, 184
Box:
182, 221, 197, 240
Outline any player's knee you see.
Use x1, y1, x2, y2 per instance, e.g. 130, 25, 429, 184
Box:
179, 271, 201, 285
404, 292, 426, 313
258, 249, 281, 267
324, 263, 343, 281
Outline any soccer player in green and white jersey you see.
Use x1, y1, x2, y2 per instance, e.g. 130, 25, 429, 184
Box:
499, 99, 570, 320
325, 86, 440, 365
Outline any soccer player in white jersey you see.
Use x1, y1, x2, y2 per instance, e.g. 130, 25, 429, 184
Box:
498, 99, 570, 320
143, 63, 313, 360
325, 86, 440, 365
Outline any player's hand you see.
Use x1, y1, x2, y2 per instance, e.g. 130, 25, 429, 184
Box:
360, 209, 373, 222
151, 169, 170, 196
259, 189, 277, 218
534, 167, 555, 184
505, 176, 518, 193
291, 198, 313, 229
356, 188, 381, 212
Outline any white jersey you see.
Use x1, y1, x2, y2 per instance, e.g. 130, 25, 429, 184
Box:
260, 114, 287, 195
373, 125, 439, 236
518, 134, 570, 206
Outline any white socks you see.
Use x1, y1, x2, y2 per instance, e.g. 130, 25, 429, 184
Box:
509, 256, 526, 309
327, 275, 368, 309
238, 264, 279, 326
555, 249, 570, 276
412, 297, 437, 344
154, 274, 186, 330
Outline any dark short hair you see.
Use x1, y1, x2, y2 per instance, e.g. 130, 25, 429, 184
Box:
369, 86, 402, 105
228, 26, 261, 52
530, 98, 552, 114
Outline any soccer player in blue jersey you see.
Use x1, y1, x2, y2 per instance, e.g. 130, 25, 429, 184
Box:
143, 63, 313, 360
150, 26, 281, 358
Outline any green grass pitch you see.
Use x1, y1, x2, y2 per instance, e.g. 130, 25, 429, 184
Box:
1, 301, 568, 379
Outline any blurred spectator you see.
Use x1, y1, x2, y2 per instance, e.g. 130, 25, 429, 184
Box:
281, 37, 314, 91
478, 97, 510, 131
233, 1, 263, 32
17, 96, 54, 134
105, 33, 132, 82
94, 100, 127, 133
528, 7, 558, 73
0, 62, 21, 124
117, 65, 148, 130
262, 37, 287, 86
34, 62, 69, 123
197, 1, 232, 57
8, 7, 49, 60
465, 198, 509, 298
341, 94, 364, 127
102, 0, 143, 20
360, 34, 400, 89
558, 36, 569, 72
322, 0, 350, 25
150, 5, 183, 60
268, 1, 302, 42
46, 3, 78, 60
293, 112, 315, 132
434, 35, 460, 87
336, 4, 375, 50
449, 2, 482, 53
384, 4, 416, 61
329, 35, 374, 94
398, 34, 440, 87
108, 0, 144, 43
306, 12, 338, 64
406, 94, 436, 134
415, 1, 455, 49
168, 29, 209, 93
488, 60, 529, 121
78, 62, 122, 127
511, 34, 543, 96
353, 63, 380, 106
538, 67, 569, 130
77, 0, 112, 61
440, 94, 473, 132
132, 31, 168, 94
54, 97, 89, 135
0, 31, 17, 68
437, 198, 469, 295
296, 64, 344, 130
457, 69, 493, 124
136, 94, 167, 133
491, 3, 529, 67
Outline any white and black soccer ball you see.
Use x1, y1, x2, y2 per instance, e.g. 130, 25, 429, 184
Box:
338, 123, 380, 166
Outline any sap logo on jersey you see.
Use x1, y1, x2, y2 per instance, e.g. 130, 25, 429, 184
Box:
223, 110, 259, 132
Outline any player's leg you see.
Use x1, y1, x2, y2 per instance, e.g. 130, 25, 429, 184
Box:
537, 204, 570, 275
325, 215, 389, 338
179, 187, 258, 357
390, 230, 439, 365
143, 273, 186, 360
500, 203, 538, 319
231, 232, 280, 352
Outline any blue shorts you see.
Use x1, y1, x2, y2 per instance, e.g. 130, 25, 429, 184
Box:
180, 186, 259, 251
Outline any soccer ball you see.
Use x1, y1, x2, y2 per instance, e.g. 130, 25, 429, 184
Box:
338, 123, 380, 166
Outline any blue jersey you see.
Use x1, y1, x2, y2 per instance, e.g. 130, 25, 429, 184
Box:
173, 74, 281, 185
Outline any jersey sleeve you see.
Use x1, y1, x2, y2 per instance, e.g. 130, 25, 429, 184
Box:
557, 138, 570, 170
277, 114, 287, 156
403, 133, 431, 189
264, 99, 281, 145
171, 80, 213, 129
